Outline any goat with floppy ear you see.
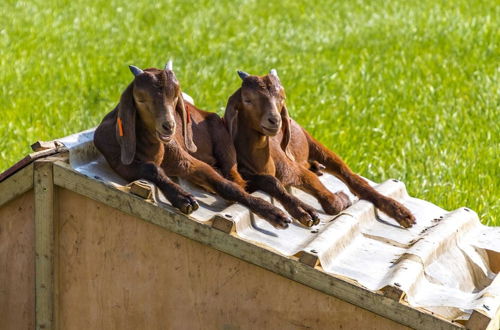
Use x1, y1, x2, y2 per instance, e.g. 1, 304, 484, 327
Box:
223, 69, 416, 228
94, 62, 292, 228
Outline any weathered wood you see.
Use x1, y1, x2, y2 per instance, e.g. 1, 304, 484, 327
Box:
465, 273, 500, 330
0, 191, 35, 330
0, 163, 33, 207
487, 250, 500, 273
0, 149, 61, 182
129, 180, 152, 199
56, 189, 411, 329
466, 311, 491, 330
211, 214, 235, 234
31, 141, 57, 152
298, 250, 320, 268
52, 162, 462, 330
381, 285, 405, 302
34, 160, 55, 330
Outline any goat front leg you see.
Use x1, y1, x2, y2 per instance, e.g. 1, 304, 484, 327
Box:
246, 174, 320, 227
186, 160, 292, 229
296, 166, 352, 216
207, 114, 246, 189
119, 162, 199, 214
306, 132, 415, 228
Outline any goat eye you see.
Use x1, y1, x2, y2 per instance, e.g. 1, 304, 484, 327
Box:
243, 99, 252, 104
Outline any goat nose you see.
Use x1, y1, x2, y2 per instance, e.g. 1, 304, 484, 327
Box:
268, 117, 278, 125
162, 122, 172, 132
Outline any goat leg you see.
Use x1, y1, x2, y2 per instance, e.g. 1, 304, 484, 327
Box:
137, 162, 199, 214
207, 114, 247, 189
247, 174, 320, 227
297, 167, 352, 215
305, 132, 416, 228
186, 160, 292, 229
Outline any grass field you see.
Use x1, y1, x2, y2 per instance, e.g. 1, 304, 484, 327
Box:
1, 0, 498, 224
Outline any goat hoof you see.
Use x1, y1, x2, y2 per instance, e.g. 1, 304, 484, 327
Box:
189, 198, 200, 211
383, 200, 416, 228
335, 192, 352, 209
397, 212, 416, 228
312, 215, 320, 226
275, 216, 292, 229
176, 196, 199, 215
297, 217, 313, 227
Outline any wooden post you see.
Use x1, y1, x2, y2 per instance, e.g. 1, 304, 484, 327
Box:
34, 160, 55, 329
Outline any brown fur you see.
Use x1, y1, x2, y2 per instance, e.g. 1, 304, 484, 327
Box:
224, 71, 416, 228
94, 66, 292, 228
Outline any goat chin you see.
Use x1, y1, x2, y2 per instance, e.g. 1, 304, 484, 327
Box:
260, 126, 279, 136
156, 132, 174, 143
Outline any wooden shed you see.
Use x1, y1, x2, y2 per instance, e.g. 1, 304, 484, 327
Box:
1, 130, 499, 330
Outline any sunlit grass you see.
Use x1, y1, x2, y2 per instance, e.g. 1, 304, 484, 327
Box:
1, 0, 498, 224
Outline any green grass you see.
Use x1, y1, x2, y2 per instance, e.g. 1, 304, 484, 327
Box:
1, 0, 498, 224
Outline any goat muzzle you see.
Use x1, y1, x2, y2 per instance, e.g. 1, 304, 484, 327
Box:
260, 117, 281, 136
156, 127, 175, 143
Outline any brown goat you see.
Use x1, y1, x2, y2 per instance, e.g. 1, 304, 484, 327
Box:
223, 70, 416, 228
94, 63, 292, 228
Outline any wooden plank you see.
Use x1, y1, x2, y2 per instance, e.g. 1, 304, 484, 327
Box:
0, 163, 33, 207
0, 190, 35, 330
0, 149, 60, 182
129, 180, 152, 199
466, 274, 500, 330
211, 214, 235, 234
486, 250, 500, 273
56, 189, 411, 329
52, 162, 462, 330
381, 285, 405, 302
31, 141, 58, 152
34, 160, 55, 330
298, 250, 320, 268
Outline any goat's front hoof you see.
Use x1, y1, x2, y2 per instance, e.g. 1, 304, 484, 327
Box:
381, 199, 416, 228
321, 192, 351, 215
336, 192, 352, 209
394, 207, 416, 228
270, 213, 292, 229
294, 204, 320, 227
174, 194, 199, 214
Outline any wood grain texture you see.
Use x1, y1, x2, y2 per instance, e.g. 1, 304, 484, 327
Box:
0, 163, 33, 207
0, 190, 35, 330
56, 188, 411, 330
34, 160, 55, 330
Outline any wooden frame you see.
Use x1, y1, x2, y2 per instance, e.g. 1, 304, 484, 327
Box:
1, 153, 498, 330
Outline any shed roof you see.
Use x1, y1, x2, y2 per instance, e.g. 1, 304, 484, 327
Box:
1, 128, 499, 328
53, 128, 500, 324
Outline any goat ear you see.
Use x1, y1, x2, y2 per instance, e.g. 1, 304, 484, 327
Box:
176, 92, 197, 153
116, 84, 137, 165
280, 104, 295, 161
224, 88, 241, 141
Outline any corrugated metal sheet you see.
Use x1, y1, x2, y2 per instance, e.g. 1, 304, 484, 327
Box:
58, 129, 500, 323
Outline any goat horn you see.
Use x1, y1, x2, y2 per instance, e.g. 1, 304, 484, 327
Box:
269, 69, 279, 78
129, 65, 144, 76
165, 60, 173, 71
237, 70, 250, 80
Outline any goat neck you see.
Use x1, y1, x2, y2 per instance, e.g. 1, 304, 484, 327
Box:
235, 111, 275, 175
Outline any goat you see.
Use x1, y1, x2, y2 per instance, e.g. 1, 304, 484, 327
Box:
223, 69, 416, 228
94, 62, 292, 228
